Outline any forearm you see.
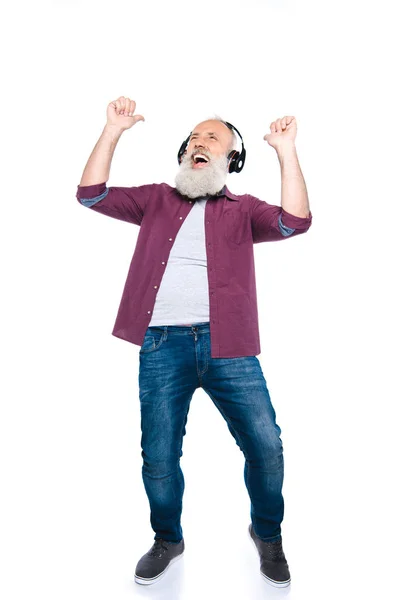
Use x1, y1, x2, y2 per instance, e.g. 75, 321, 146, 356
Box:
79, 124, 124, 186
277, 144, 310, 218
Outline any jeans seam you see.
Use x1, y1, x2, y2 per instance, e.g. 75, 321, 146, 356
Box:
204, 388, 248, 458
177, 402, 191, 458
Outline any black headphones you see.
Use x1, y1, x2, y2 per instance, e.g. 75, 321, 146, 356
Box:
177, 120, 246, 174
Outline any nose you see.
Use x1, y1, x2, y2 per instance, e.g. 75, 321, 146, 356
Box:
193, 140, 208, 151
192, 134, 207, 147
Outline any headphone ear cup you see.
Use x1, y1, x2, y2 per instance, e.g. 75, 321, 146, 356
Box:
177, 141, 187, 164
235, 148, 246, 173
177, 135, 191, 164
227, 150, 239, 173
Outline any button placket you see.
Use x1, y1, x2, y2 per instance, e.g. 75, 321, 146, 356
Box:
205, 198, 218, 331
148, 202, 191, 319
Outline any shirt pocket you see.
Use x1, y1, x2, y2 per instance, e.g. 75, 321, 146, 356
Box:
223, 210, 252, 245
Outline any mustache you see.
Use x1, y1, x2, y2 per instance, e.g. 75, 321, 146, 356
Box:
190, 146, 210, 159
179, 150, 229, 172
182, 148, 219, 166
180, 149, 211, 166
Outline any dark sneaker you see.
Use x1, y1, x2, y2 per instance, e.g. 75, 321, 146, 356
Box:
134, 536, 185, 585
248, 523, 291, 587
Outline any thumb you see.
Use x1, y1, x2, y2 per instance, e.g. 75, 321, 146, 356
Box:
133, 114, 145, 124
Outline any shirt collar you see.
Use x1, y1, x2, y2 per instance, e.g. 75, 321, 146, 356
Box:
174, 184, 240, 202
215, 184, 240, 201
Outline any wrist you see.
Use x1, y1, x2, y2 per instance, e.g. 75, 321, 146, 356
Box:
276, 142, 296, 155
103, 123, 125, 139
276, 143, 297, 165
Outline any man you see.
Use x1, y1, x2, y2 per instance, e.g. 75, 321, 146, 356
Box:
76, 96, 312, 588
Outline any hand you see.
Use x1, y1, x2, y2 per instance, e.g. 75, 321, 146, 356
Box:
263, 116, 297, 150
106, 96, 145, 131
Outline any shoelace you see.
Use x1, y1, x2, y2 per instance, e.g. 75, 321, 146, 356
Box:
262, 540, 285, 561
148, 538, 170, 558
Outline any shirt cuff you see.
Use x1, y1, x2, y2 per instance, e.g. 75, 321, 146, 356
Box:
280, 207, 312, 229
278, 213, 295, 236
77, 182, 109, 207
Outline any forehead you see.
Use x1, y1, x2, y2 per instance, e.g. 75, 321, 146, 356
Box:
191, 120, 230, 138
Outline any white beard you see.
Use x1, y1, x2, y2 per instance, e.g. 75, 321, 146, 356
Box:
174, 150, 229, 199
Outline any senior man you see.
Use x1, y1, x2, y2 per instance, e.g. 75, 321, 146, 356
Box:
76, 96, 312, 588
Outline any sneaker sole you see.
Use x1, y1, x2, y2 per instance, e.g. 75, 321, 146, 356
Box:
134, 550, 184, 585
248, 524, 291, 588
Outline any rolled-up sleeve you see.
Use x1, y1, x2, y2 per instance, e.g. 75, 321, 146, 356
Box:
76, 181, 154, 226
250, 195, 312, 243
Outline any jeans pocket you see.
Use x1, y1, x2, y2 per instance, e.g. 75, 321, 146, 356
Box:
139, 329, 165, 354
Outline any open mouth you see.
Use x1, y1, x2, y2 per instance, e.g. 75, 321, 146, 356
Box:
192, 153, 210, 168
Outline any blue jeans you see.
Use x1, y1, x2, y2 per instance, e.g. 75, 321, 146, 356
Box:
138, 322, 284, 544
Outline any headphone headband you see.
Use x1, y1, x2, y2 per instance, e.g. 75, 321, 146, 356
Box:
177, 120, 246, 174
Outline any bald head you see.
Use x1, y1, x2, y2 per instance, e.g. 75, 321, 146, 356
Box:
185, 119, 236, 158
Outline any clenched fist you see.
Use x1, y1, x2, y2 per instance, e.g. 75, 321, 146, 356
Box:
263, 116, 297, 150
106, 96, 145, 131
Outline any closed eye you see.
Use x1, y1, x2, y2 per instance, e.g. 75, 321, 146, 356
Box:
190, 134, 218, 140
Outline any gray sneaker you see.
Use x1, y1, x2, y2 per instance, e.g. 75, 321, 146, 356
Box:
134, 537, 185, 585
248, 523, 291, 587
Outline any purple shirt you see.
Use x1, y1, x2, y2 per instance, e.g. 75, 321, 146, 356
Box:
76, 181, 312, 357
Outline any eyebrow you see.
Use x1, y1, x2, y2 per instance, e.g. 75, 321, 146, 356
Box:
191, 132, 218, 137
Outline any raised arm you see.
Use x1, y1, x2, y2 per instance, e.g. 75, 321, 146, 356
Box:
76, 96, 150, 225
79, 96, 144, 186
251, 115, 313, 243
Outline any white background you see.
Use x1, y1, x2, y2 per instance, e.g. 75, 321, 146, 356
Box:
1, 1, 399, 598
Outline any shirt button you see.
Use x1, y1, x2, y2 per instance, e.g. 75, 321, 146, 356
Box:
179, 216, 183, 219
169, 238, 173, 241
147, 311, 151, 314
189, 201, 192, 204
154, 285, 158, 289
162, 261, 165, 265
